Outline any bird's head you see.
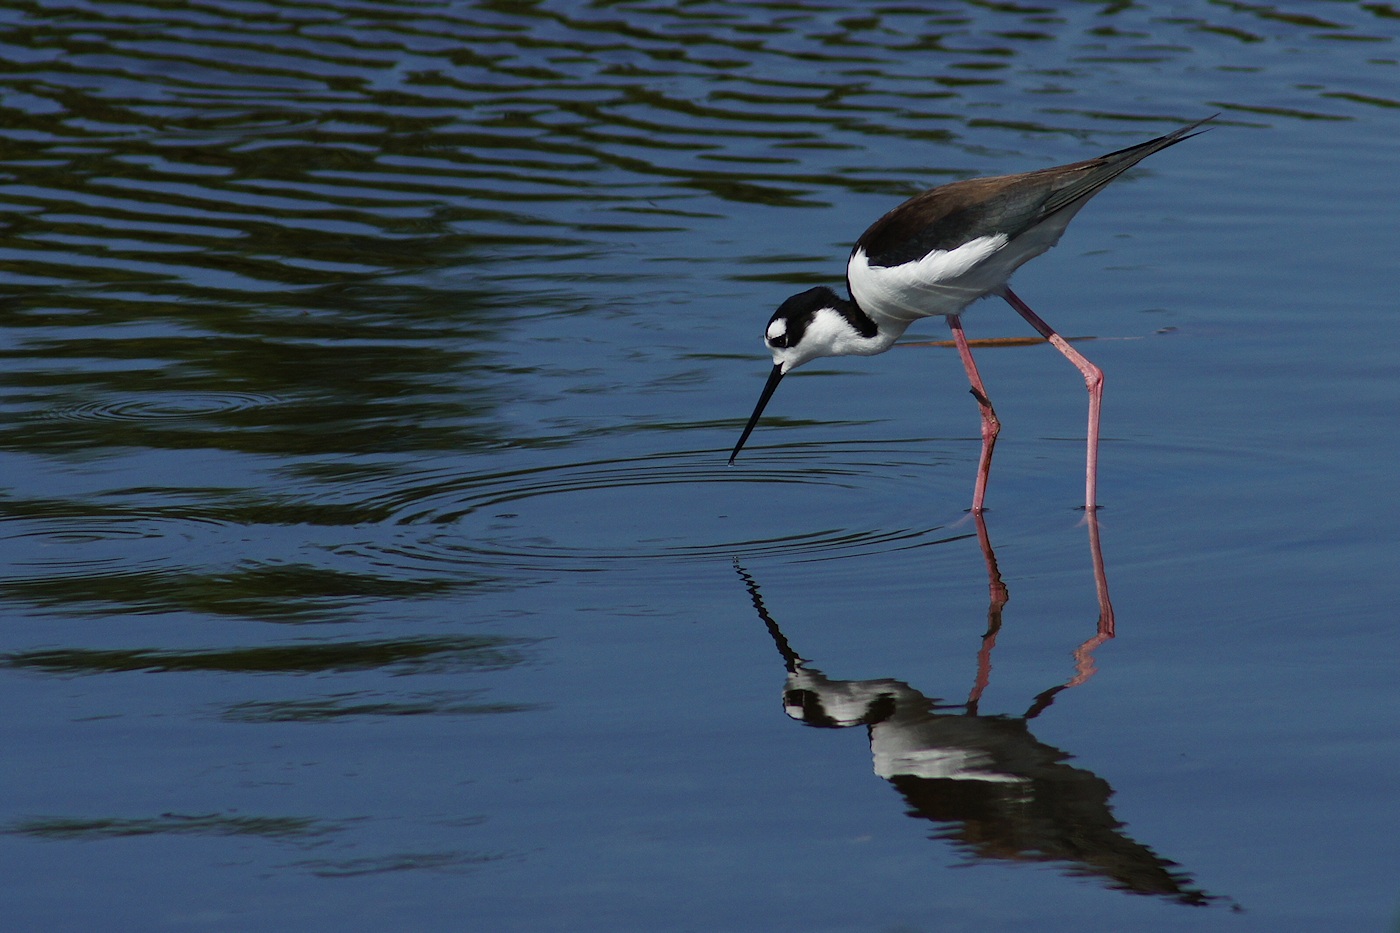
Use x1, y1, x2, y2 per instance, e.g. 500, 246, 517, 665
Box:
729, 286, 855, 464
761, 286, 843, 371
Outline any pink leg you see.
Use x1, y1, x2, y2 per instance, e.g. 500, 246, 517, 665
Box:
948, 315, 1000, 513
1000, 287, 1103, 511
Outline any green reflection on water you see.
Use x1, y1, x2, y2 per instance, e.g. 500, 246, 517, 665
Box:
1, 635, 536, 675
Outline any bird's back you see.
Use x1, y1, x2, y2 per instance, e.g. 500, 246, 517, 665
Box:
847, 118, 1213, 324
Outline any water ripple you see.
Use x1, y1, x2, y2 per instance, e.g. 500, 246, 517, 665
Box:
0, 503, 476, 618
325, 443, 968, 573
1, 508, 233, 576
43, 391, 282, 424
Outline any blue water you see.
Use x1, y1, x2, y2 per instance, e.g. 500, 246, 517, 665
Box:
2, 2, 1399, 930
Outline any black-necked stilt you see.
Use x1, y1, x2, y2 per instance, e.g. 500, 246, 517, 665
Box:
729, 117, 1214, 512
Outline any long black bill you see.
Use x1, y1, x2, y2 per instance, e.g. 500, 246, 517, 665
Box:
729, 363, 785, 464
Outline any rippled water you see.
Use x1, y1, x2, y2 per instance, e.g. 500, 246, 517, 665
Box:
3, 2, 1400, 930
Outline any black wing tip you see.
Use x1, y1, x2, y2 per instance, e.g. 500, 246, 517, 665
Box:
1168, 112, 1221, 144
1100, 113, 1219, 161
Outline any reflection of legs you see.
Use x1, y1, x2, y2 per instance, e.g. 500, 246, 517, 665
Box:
1023, 511, 1117, 718
1087, 509, 1115, 639
967, 512, 1008, 713
949, 315, 1000, 514
1000, 287, 1103, 511
1067, 510, 1116, 689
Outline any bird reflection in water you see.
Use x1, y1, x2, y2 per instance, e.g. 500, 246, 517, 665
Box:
737, 514, 1222, 907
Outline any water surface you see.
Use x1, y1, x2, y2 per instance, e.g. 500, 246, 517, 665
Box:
3, 1, 1399, 930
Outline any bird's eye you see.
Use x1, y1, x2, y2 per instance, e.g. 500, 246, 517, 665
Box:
765, 319, 788, 347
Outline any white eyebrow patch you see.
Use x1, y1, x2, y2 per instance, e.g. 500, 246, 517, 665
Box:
766, 319, 787, 341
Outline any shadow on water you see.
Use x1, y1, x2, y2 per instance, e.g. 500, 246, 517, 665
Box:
737, 513, 1229, 909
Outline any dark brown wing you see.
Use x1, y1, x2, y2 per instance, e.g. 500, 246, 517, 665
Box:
856, 116, 1214, 268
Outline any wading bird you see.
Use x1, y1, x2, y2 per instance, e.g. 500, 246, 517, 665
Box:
729, 117, 1213, 512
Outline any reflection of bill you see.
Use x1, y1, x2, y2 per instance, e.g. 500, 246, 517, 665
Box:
737, 513, 1223, 908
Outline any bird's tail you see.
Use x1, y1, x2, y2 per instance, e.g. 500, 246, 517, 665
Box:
1039, 114, 1218, 217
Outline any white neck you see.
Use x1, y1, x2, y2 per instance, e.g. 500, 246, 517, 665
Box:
810, 305, 905, 355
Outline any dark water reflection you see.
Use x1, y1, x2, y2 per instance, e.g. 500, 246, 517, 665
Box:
2, 1, 1399, 930
1, 635, 533, 674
